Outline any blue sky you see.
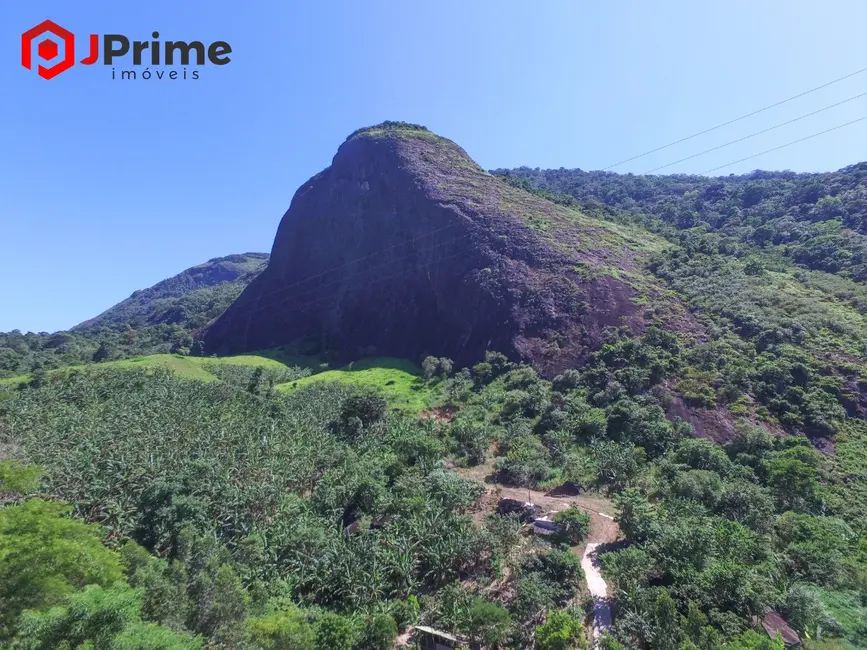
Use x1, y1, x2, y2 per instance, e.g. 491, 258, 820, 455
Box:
2, 0, 867, 332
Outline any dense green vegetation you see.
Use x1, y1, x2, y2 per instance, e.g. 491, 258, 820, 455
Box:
346, 121, 439, 143
440, 344, 867, 647
485, 165, 867, 648
2, 151, 867, 648
3, 336, 865, 647
0, 352, 315, 393
0, 368, 594, 649
81, 253, 269, 330
0, 253, 268, 378
496, 165, 867, 278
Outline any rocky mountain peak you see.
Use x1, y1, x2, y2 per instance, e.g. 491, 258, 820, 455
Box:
203, 123, 666, 374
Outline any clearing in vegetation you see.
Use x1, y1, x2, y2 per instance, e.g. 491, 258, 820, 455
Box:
276, 357, 437, 413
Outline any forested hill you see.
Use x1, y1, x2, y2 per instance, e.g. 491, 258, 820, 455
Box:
493, 161, 867, 443
495, 163, 867, 280
75, 252, 270, 330
0, 253, 268, 377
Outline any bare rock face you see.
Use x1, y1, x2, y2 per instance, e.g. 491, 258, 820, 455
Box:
204, 123, 653, 375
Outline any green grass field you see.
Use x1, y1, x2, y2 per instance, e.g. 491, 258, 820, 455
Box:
108, 355, 221, 381
2, 354, 436, 412
276, 357, 436, 412
0, 353, 316, 386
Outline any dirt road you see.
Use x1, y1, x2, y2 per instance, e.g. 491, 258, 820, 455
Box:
581, 542, 613, 644
453, 463, 619, 547
452, 463, 617, 646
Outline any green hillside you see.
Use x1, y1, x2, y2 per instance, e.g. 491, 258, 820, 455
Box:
0, 253, 268, 379
277, 357, 437, 412
2, 127, 867, 649
75, 252, 270, 331
0, 353, 439, 413
0, 352, 314, 387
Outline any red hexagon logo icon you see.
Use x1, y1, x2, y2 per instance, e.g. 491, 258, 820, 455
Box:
22, 20, 75, 80
38, 38, 59, 60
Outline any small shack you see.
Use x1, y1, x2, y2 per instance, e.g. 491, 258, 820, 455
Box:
497, 498, 542, 523
412, 625, 479, 650
530, 516, 558, 536
760, 611, 800, 647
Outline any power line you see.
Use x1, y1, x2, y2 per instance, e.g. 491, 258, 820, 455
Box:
700, 115, 867, 175
642, 90, 867, 174
224, 71, 867, 330
602, 65, 867, 171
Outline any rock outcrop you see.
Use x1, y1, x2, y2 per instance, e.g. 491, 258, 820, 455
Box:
204, 122, 658, 375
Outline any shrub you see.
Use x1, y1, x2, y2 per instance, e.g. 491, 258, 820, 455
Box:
600, 546, 654, 591
784, 584, 844, 637
510, 573, 557, 624
674, 438, 734, 476
552, 369, 582, 393
422, 356, 453, 380
523, 550, 585, 601
313, 611, 354, 650
494, 436, 552, 487
0, 460, 42, 497
472, 361, 493, 385
334, 391, 387, 439
464, 598, 512, 648
592, 440, 645, 492
389, 595, 419, 632
422, 356, 439, 380
720, 629, 784, 649
0, 498, 124, 630
774, 512, 854, 586
553, 507, 591, 545
451, 418, 491, 466
673, 469, 724, 508
612, 488, 655, 543
358, 613, 397, 650
247, 608, 316, 650
427, 471, 484, 511
504, 366, 542, 391
500, 387, 548, 421
535, 610, 584, 650
16, 583, 204, 650
484, 351, 511, 375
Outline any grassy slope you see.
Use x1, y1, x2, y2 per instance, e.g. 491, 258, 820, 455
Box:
0, 354, 307, 385
1, 354, 436, 413
275, 357, 436, 412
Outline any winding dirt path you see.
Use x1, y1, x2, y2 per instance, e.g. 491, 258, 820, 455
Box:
452, 463, 617, 645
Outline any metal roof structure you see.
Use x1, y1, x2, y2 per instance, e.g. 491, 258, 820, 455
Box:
413, 625, 461, 642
